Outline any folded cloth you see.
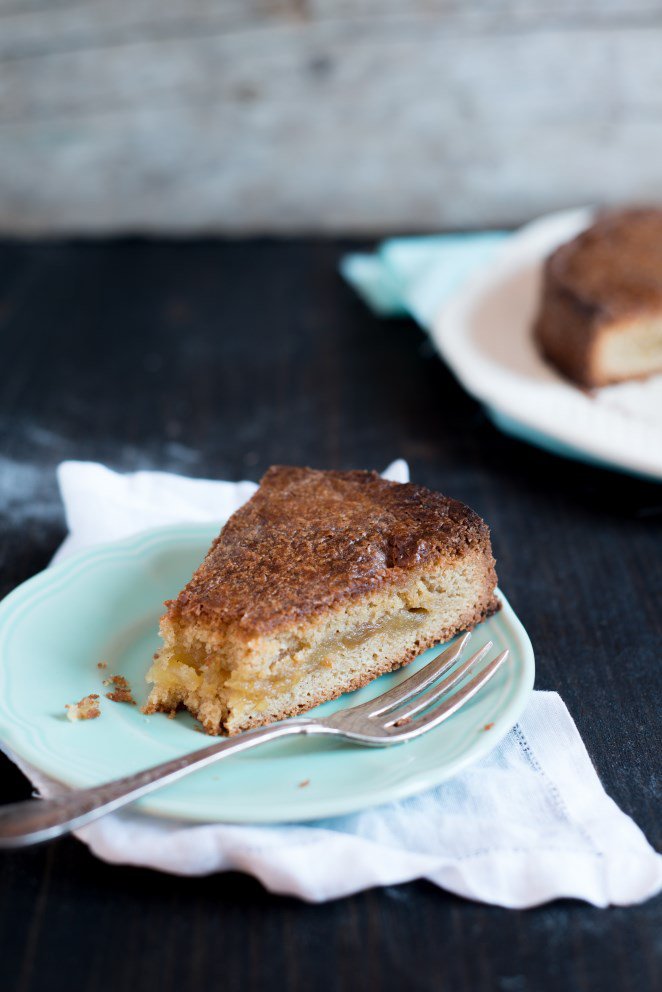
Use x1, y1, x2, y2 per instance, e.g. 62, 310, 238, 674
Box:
6, 460, 661, 907
339, 231, 508, 325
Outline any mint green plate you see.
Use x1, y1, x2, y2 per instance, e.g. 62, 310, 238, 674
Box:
0, 525, 534, 823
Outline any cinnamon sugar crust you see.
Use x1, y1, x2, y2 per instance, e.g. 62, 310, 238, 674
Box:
168, 466, 492, 637
546, 208, 662, 320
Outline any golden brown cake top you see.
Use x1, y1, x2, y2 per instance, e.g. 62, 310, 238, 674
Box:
169, 466, 491, 635
546, 208, 662, 322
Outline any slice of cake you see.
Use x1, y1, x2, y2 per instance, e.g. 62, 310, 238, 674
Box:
534, 208, 662, 387
144, 467, 499, 735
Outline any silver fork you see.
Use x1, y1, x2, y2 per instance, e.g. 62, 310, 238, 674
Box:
0, 633, 508, 847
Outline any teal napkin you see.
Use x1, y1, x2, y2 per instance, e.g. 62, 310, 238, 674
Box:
340, 232, 508, 327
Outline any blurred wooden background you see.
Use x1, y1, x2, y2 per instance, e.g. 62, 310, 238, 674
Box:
2, 1, 661, 234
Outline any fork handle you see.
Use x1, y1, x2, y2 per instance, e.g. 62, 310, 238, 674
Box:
0, 719, 333, 848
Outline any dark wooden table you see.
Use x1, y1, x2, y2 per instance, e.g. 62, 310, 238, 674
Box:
0, 238, 660, 992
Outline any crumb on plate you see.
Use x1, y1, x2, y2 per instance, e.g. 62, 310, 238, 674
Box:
298, 779, 311, 789
65, 694, 101, 721
103, 674, 136, 705
97, 661, 107, 670
483, 722, 495, 731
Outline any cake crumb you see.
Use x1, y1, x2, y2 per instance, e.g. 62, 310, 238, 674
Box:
97, 661, 107, 670
394, 716, 411, 727
298, 779, 310, 788
483, 722, 494, 731
103, 674, 136, 705
65, 694, 101, 721
167, 709, 177, 720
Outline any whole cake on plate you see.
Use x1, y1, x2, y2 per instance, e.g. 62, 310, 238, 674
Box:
144, 466, 499, 735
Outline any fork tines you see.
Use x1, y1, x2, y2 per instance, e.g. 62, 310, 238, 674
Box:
344, 632, 509, 741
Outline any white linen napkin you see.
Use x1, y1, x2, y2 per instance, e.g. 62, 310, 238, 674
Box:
8, 460, 661, 907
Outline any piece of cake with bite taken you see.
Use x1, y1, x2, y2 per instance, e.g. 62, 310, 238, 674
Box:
144, 466, 499, 735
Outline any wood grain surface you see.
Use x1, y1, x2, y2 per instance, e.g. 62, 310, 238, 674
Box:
2, 3, 662, 233
0, 237, 660, 992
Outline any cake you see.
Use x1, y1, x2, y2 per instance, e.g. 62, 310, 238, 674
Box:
143, 467, 499, 735
533, 208, 662, 387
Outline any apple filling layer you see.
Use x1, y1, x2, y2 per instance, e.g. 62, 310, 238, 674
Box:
148, 609, 427, 716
